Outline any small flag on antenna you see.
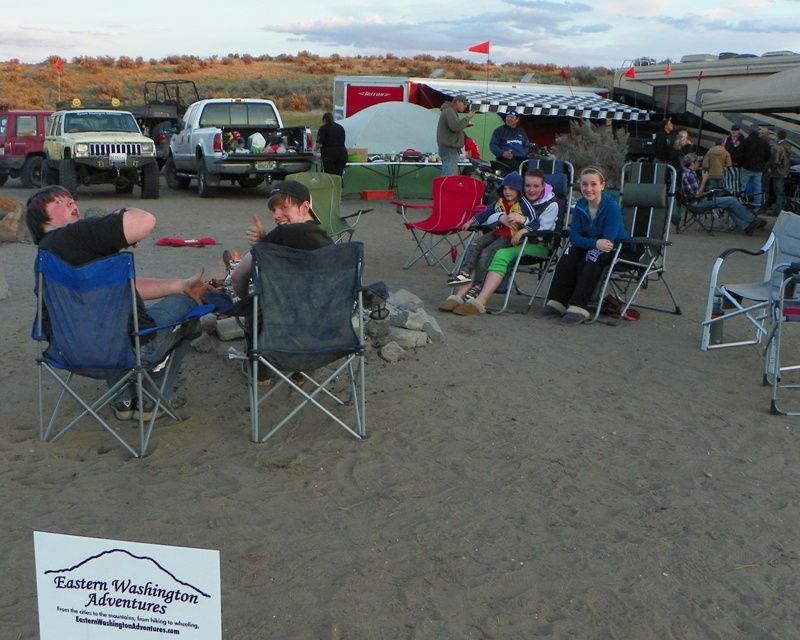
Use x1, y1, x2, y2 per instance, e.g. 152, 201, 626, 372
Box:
560, 69, 568, 79
468, 41, 490, 55
697, 70, 704, 82
664, 62, 672, 76
623, 67, 635, 79
55, 57, 62, 73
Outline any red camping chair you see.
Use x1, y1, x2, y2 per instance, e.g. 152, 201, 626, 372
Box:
393, 176, 485, 273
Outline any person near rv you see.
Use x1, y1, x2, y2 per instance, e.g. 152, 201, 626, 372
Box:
315, 112, 348, 177
653, 118, 674, 164
437, 95, 475, 177
702, 138, 733, 191
669, 129, 695, 174
489, 111, 530, 172
680, 154, 765, 235
738, 126, 772, 207
769, 129, 792, 215
724, 125, 743, 167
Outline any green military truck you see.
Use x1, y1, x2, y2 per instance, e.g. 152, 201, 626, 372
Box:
42, 100, 160, 198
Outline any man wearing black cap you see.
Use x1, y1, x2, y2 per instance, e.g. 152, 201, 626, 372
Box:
437, 94, 475, 176
231, 181, 332, 298
724, 124, 743, 167
489, 111, 530, 172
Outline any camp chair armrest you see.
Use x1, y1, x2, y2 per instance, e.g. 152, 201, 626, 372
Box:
341, 207, 373, 219
624, 236, 671, 248
393, 201, 433, 223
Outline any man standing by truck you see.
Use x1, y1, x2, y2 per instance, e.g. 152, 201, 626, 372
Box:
437, 95, 474, 177
315, 112, 348, 177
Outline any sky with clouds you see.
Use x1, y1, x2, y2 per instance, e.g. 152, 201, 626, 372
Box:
2, 0, 798, 69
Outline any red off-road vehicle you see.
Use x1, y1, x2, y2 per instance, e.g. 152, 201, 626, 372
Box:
0, 108, 52, 188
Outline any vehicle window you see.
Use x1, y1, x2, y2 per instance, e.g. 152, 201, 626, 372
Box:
16, 115, 38, 137
199, 103, 231, 127
0, 116, 7, 137
653, 85, 687, 117
247, 104, 279, 126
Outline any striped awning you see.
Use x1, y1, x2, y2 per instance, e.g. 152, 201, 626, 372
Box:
455, 89, 651, 122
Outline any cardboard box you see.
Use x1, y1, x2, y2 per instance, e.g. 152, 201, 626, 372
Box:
347, 148, 368, 163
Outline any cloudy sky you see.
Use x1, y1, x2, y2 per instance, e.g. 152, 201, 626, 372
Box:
2, 0, 798, 69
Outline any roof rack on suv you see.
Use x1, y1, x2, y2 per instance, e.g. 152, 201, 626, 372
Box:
55, 98, 124, 110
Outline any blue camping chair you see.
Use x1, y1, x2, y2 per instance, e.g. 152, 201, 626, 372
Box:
32, 249, 213, 457
231, 242, 368, 445
484, 158, 575, 314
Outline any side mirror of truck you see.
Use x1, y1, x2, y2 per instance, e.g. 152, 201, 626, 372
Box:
174, 122, 185, 133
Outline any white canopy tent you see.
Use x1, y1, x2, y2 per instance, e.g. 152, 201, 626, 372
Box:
339, 102, 441, 155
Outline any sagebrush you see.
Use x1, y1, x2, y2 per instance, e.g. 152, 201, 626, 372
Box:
551, 121, 629, 189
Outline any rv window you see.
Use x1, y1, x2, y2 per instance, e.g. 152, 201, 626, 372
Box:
653, 85, 687, 116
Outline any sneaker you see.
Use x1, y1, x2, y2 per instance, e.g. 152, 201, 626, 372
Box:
453, 299, 486, 316
744, 217, 766, 235
464, 285, 481, 301
113, 399, 135, 420
536, 305, 563, 320
447, 272, 473, 286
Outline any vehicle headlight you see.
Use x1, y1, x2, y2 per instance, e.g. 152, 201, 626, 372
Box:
141, 142, 155, 155
74, 143, 89, 157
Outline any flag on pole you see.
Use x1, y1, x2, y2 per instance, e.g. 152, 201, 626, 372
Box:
664, 62, 672, 76
697, 70, 704, 82
623, 67, 635, 79
55, 57, 62, 73
468, 41, 490, 55
560, 69, 568, 79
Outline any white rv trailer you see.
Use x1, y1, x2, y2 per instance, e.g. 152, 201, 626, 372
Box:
612, 52, 800, 154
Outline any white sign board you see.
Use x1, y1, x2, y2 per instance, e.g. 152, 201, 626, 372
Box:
34, 531, 221, 640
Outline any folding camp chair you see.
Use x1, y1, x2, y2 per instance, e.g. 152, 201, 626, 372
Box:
701, 210, 800, 351
674, 186, 737, 234
588, 162, 682, 325
393, 175, 485, 273
286, 172, 371, 243
763, 267, 800, 415
32, 249, 213, 457
233, 242, 367, 445
481, 159, 574, 314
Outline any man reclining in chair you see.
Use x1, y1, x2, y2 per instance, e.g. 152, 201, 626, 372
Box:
231, 181, 334, 386
25, 186, 214, 420
680, 153, 766, 236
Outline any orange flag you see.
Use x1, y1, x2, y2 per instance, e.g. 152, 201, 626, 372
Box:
55, 57, 62, 73
623, 67, 635, 79
468, 41, 490, 55
664, 62, 672, 76
697, 70, 704, 82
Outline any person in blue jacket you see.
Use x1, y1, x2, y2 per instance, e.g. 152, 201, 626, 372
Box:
489, 111, 530, 172
536, 166, 630, 326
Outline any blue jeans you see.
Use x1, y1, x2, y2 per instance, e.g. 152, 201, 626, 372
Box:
772, 174, 787, 215
693, 195, 755, 230
438, 147, 461, 177
112, 294, 198, 400
740, 167, 764, 206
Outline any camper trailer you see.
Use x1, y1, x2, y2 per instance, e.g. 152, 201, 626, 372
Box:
334, 75, 649, 149
612, 51, 800, 154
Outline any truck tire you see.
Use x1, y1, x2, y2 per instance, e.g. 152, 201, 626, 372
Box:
197, 161, 217, 198
141, 163, 160, 199
164, 156, 190, 190
0, 172, 8, 187
59, 159, 78, 196
20, 156, 44, 188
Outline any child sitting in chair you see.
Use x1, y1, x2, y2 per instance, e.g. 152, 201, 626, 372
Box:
440, 172, 534, 312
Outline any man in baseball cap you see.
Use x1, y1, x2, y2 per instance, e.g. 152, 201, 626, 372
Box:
489, 109, 530, 172
232, 180, 332, 298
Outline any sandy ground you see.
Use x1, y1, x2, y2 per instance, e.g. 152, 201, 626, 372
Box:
2, 177, 799, 639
